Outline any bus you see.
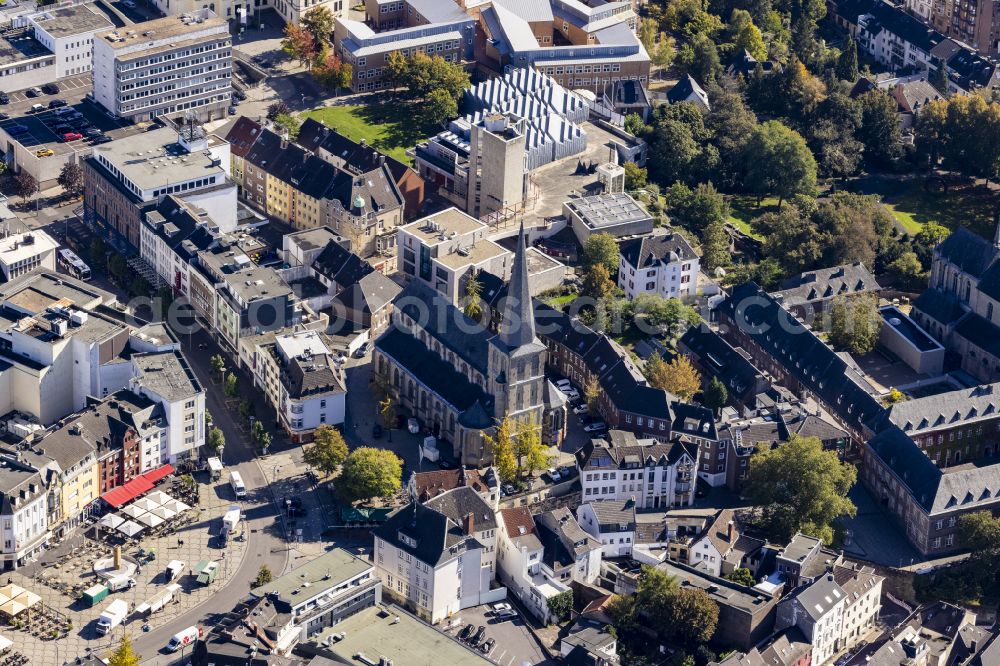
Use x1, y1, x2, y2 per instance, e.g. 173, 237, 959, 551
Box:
57, 248, 91, 281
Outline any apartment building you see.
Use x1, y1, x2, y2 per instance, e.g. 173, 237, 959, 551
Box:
775, 564, 883, 665
534, 508, 602, 585
397, 208, 511, 305
0, 461, 49, 571
247, 329, 346, 443
576, 432, 698, 509
857, 1, 943, 69
130, 351, 206, 467
24, 3, 113, 78
617, 232, 699, 301
373, 487, 500, 623
497, 506, 572, 624
84, 123, 235, 248
575, 498, 637, 558
92, 10, 232, 122
140, 196, 222, 297
334, 0, 475, 92
27, 433, 99, 535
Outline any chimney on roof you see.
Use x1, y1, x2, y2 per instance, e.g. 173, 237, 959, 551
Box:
727, 520, 735, 543
463, 512, 475, 535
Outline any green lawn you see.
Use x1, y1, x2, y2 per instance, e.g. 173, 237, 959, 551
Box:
300, 102, 438, 165
849, 176, 998, 238
726, 196, 779, 240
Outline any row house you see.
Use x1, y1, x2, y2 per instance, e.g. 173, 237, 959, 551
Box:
0, 459, 49, 571
575, 430, 698, 510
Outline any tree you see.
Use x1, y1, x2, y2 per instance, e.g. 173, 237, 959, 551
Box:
651, 32, 676, 72
483, 414, 518, 482
514, 424, 553, 477
958, 511, 1000, 556
856, 90, 901, 166
828, 293, 882, 355
703, 376, 728, 413
670, 587, 719, 644
267, 101, 290, 120
397, 52, 469, 102
379, 395, 398, 429
583, 233, 620, 273
649, 355, 701, 400
701, 221, 730, 272
338, 447, 403, 501
726, 567, 755, 587
883, 387, 907, 406
210, 354, 226, 380
624, 113, 648, 137
462, 273, 484, 323
731, 10, 767, 61
677, 34, 721, 82
547, 590, 573, 623
582, 264, 616, 300
88, 238, 107, 270
666, 182, 729, 233
224, 372, 239, 398
836, 36, 859, 81
423, 87, 457, 124
745, 434, 857, 543
301, 5, 334, 44
251, 420, 265, 448
11, 171, 38, 203
585, 378, 601, 416
258, 431, 272, 454
303, 425, 349, 475
633, 294, 701, 337
58, 163, 84, 198
273, 113, 302, 140
281, 23, 316, 66
254, 564, 273, 588
623, 161, 648, 190
311, 50, 350, 92
205, 411, 213, 429
744, 121, 817, 206
889, 251, 927, 291
108, 253, 127, 283
207, 427, 225, 455
108, 636, 140, 666
640, 16, 657, 52
385, 50, 409, 93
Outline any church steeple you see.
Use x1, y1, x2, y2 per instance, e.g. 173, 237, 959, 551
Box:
498, 223, 536, 348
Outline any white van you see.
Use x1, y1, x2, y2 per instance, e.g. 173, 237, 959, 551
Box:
230, 471, 246, 499
166, 626, 201, 652
107, 574, 136, 592
96, 599, 129, 635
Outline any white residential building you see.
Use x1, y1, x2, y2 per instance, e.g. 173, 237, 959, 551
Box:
0, 462, 49, 570
617, 232, 700, 301
577, 436, 698, 510
0, 230, 58, 282
24, 4, 114, 78
686, 509, 764, 578
139, 196, 222, 298
129, 351, 206, 468
775, 564, 884, 666
576, 499, 636, 559
373, 487, 501, 623
397, 208, 512, 305
496, 506, 571, 625
247, 329, 346, 444
91, 9, 232, 122
534, 508, 602, 586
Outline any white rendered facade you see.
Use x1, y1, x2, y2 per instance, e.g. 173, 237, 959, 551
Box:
617, 250, 699, 301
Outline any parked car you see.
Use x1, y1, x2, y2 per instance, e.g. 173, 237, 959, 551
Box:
470, 626, 486, 646
459, 624, 475, 641
407, 417, 420, 434
501, 483, 516, 496
491, 602, 511, 613
62, 132, 83, 142
372, 423, 383, 439
92, 135, 113, 144
562, 389, 580, 401
555, 378, 573, 390
41, 83, 60, 94
583, 421, 608, 433
35, 148, 54, 157
228, 105, 237, 115
546, 468, 562, 482
493, 609, 518, 622
48, 99, 67, 108
0, 92, 9, 104
54, 123, 72, 134
481, 638, 496, 653
354, 342, 370, 358
122, 0, 136, 7
30, 103, 44, 113
25, 87, 41, 98
7, 125, 29, 135
559, 465, 575, 478
572, 403, 589, 415
85, 128, 103, 137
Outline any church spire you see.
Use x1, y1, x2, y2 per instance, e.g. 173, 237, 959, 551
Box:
499, 222, 536, 348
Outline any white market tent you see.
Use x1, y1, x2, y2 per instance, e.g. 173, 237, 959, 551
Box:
117, 520, 144, 537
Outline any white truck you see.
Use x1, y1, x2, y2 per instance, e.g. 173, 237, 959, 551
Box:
230, 471, 246, 499
134, 583, 181, 618
96, 599, 129, 635
221, 506, 240, 545
107, 574, 136, 592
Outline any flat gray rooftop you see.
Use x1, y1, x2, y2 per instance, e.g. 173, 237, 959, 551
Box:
90, 126, 227, 193
31, 5, 114, 38
132, 351, 202, 401
565, 192, 651, 228
251, 548, 370, 600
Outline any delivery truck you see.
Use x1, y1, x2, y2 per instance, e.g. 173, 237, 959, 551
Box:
166, 560, 185, 581
96, 599, 129, 635
221, 506, 241, 546
194, 559, 219, 585
134, 583, 181, 618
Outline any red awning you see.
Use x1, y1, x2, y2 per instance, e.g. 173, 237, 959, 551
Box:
142, 464, 174, 484
101, 476, 155, 508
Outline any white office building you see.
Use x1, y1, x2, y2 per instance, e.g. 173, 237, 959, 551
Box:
129, 351, 206, 467
91, 9, 232, 122
0, 230, 58, 283
24, 4, 114, 78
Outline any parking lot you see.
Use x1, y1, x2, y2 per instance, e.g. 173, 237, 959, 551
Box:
0, 94, 138, 152
446, 603, 548, 666
1, 74, 92, 109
